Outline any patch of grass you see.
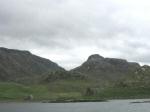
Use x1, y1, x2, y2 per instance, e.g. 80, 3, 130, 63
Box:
0, 81, 84, 101
1, 81, 150, 102
96, 87, 150, 99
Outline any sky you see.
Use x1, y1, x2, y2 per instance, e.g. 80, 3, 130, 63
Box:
0, 0, 150, 69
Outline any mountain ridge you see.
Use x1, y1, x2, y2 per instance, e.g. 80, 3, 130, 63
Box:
1, 48, 150, 101
0, 48, 150, 84
0, 47, 64, 83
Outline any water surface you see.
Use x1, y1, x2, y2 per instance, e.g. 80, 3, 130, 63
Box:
0, 99, 150, 112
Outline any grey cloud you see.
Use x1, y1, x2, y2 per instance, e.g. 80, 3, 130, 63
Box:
0, 0, 150, 69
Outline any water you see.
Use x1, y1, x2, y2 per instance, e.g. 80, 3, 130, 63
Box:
0, 99, 150, 112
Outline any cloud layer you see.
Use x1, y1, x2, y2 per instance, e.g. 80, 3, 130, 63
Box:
0, 0, 150, 69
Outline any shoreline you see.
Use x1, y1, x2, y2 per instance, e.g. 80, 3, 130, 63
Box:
0, 99, 107, 103
1, 98, 150, 103
45, 99, 107, 103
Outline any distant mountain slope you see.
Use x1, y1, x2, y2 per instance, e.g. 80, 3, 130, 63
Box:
72, 54, 141, 81
0, 47, 64, 83
1, 48, 150, 85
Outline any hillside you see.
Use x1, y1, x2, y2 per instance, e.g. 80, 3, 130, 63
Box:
72, 54, 141, 81
0, 47, 64, 83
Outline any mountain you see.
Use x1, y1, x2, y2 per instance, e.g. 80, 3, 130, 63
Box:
1, 50, 150, 101
0, 47, 149, 85
0, 47, 64, 83
72, 54, 141, 81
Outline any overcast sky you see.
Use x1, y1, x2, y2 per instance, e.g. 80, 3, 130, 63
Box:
0, 0, 150, 69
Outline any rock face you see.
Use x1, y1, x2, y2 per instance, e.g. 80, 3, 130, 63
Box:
72, 54, 141, 81
0, 47, 64, 83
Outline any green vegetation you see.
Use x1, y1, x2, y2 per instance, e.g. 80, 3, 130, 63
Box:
1, 80, 150, 102
0, 81, 87, 101
96, 87, 150, 99
0, 82, 51, 101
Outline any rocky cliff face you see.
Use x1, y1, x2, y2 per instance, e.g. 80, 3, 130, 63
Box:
0, 47, 64, 83
72, 54, 141, 81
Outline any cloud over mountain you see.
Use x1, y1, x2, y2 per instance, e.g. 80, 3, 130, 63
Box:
0, 0, 150, 69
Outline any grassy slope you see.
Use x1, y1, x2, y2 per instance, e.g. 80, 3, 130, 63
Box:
0, 80, 89, 101
1, 80, 150, 101
0, 82, 51, 101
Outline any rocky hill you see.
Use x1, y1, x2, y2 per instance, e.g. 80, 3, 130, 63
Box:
0, 47, 64, 83
72, 54, 141, 81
